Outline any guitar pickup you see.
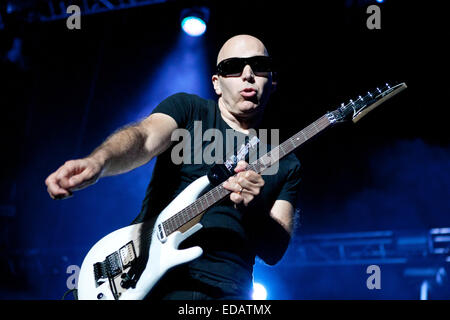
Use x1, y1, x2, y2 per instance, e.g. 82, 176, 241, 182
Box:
93, 242, 137, 287
119, 241, 136, 268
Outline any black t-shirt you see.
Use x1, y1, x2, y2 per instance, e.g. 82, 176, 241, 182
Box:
133, 92, 301, 297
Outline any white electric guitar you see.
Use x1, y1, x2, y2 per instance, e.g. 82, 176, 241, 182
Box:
77, 82, 407, 300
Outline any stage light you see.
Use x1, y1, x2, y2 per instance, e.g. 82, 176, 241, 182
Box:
376, 0, 384, 3
252, 282, 267, 300
181, 17, 206, 37
180, 7, 209, 37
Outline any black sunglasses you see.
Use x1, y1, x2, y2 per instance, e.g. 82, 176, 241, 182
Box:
216, 56, 273, 77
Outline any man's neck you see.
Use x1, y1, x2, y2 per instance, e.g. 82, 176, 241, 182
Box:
218, 99, 263, 134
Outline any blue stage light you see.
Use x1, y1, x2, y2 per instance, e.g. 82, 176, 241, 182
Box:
181, 16, 206, 37
252, 283, 267, 300
180, 7, 209, 37
376, 0, 384, 3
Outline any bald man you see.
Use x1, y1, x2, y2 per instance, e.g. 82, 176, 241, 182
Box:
45, 35, 301, 300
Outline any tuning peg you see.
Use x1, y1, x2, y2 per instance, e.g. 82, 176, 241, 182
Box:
386, 83, 390, 88
377, 87, 381, 93
358, 95, 363, 101
368, 91, 373, 97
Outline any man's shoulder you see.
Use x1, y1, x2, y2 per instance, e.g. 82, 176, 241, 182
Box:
285, 152, 301, 166
273, 152, 301, 182
265, 143, 301, 169
153, 92, 216, 127
281, 152, 301, 174
260, 147, 301, 184
168, 92, 214, 107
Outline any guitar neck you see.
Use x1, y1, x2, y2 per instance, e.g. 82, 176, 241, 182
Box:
248, 114, 332, 174
162, 114, 333, 236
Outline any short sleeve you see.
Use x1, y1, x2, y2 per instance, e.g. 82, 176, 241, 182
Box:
276, 158, 301, 207
151, 92, 194, 129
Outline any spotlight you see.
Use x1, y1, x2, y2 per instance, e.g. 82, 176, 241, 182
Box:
180, 7, 209, 37
252, 282, 267, 300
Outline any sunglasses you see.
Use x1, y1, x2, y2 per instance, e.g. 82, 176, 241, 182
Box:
216, 56, 273, 77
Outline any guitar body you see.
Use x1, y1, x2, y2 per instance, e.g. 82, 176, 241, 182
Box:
77, 175, 210, 300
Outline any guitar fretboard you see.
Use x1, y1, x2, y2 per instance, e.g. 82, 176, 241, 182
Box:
161, 114, 332, 236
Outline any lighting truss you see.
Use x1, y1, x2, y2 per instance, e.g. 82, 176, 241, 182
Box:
286, 228, 450, 267
3, 0, 169, 24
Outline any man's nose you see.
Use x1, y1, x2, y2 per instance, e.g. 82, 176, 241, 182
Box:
241, 64, 255, 81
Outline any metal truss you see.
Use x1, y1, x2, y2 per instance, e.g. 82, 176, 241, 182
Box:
3, 0, 169, 24
286, 228, 450, 267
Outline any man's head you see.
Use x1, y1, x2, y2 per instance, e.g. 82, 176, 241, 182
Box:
212, 35, 276, 122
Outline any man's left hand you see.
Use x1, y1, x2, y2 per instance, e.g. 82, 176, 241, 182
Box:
223, 161, 265, 207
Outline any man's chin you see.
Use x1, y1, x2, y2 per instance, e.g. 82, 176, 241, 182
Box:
239, 101, 260, 113
238, 108, 259, 119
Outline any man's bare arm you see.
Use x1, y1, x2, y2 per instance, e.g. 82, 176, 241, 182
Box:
45, 113, 177, 199
94, 113, 177, 177
269, 200, 295, 236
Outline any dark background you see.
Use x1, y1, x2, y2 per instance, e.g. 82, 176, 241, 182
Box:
0, 0, 449, 299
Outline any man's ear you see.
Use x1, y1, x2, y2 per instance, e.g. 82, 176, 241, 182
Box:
212, 74, 222, 96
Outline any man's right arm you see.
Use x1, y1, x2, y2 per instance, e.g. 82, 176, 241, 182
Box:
45, 113, 177, 200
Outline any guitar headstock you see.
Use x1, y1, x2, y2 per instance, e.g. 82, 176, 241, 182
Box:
327, 82, 407, 124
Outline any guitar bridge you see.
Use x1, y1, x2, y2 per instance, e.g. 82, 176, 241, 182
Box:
93, 241, 137, 288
